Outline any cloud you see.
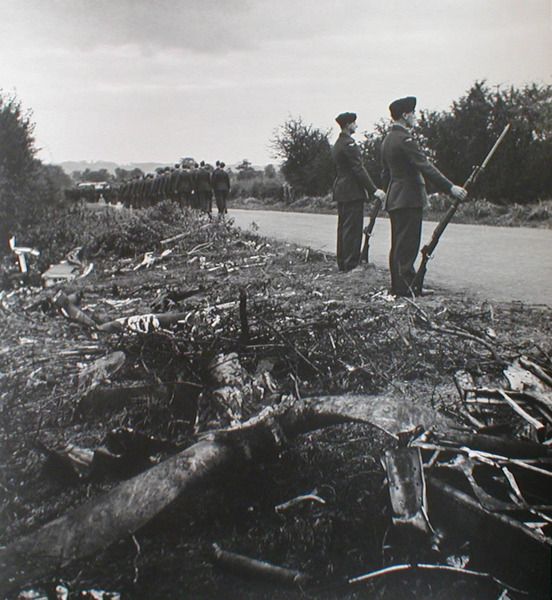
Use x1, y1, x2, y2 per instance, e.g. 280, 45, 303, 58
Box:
1, 0, 549, 164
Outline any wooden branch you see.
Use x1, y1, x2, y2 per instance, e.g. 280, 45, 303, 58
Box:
405, 299, 499, 358
498, 390, 545, 433
519, 357, 552, 388
239, 287, 249, 343
274, 489, 326, 513
211, 544, 310, 586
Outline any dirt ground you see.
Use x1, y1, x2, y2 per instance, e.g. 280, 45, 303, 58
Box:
1, 206, 551, 599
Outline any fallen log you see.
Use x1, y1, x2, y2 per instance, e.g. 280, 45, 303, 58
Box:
0, 394, 413, 592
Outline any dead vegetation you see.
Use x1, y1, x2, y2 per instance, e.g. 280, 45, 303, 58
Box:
0, 203, 551, 599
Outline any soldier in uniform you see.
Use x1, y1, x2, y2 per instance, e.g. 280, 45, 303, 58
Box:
190, 163, 200, 209
195, 160, 213, 213
381, 96, 467, 296
211, 161, 230, 214
332, 112, 386, 272
152, 169, 164, 204
144, 174, 154, 207
169, 164, 181, 204
161, 167, 172, 202
178, 164, 193, 208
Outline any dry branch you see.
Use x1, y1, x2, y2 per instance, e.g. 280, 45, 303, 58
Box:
211, 544, 310, 586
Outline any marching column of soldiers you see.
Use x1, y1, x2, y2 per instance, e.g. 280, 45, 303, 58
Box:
116, 160, 230, 214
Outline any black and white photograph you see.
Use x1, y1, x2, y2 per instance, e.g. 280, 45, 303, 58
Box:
1, 1, 551, 598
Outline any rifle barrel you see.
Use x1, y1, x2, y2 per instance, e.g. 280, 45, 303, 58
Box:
480, 124, 511, 171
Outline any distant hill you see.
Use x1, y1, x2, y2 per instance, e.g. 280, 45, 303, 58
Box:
58, 161, 169, 176
57, 160, 272, 177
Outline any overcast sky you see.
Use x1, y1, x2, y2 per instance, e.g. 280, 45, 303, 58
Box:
1, 0, 550, 166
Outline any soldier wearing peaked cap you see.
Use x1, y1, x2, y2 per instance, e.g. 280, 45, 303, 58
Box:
332, 112, 386, 272
381, 96, 467, 296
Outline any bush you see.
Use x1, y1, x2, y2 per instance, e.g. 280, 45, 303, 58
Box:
271, 117, 334, 197
20, 201, 198, 268
230, 174, 283, 200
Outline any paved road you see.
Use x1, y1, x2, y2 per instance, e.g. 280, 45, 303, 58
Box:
230, 209, 552, 306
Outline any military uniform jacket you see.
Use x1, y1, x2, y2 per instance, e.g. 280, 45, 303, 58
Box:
169, 169, 180, 195
331, 132, 377, 203
195, 167, 212, 192
381, 124, 453, 212
177, 169, 192, 193
211, 168, 230, 192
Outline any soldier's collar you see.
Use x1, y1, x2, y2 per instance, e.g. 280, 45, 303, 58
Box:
392, 123, 411, 133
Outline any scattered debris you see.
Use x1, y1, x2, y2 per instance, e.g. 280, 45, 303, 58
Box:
211, 543, 311, 586
78, 351, 126, 393
274, 488, 326, 513
42, 247, 93, 287
2, 207, 551, 598
9, 236, 40, 274
382, 446, 434, 535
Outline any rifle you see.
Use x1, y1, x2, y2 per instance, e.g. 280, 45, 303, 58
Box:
412, 123, 510, 294
360, 196, 383, 263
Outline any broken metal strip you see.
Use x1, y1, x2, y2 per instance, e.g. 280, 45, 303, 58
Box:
347, 562, 528, 594
427, 477, 550, 594
415, 442, 552, 478
498, 390, 545, 432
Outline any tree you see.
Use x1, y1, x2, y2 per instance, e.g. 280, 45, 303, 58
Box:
0, 91, 73, 251
0, 92, 36, 188
114, 167, 144, 183
416, 81, 552, 203
359, 81, 552, 204
271, 117, 334, 198
236, 159, 257, 180
77, 168, 113, 183
358, 120, 388, 188
264, 164, 277, 179
0, 92, 40, 249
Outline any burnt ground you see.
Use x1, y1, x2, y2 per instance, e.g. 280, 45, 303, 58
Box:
0, 206, 551, 599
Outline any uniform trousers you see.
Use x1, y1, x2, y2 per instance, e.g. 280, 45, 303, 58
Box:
179, 191, 191, 208
214, 190, 229, 214
336, 199, 364, 272
389, 207, 423, 295
198, 190, 212, 213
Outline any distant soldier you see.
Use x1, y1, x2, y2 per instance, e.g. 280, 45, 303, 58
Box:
143, 174, 154, 207
169, 164, 181, 203
128, 177, 138, 208
161, 167, 172, 202
119, 180, 129, 207
177, 164, 193, 208
211, 161, 231, 214
190, 163, 200, 209
152, 170, 164, 203
381, 96, 467, 296
195, 160, 213, 213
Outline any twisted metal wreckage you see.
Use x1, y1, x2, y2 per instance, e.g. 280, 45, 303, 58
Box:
1, 234, 551, 598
